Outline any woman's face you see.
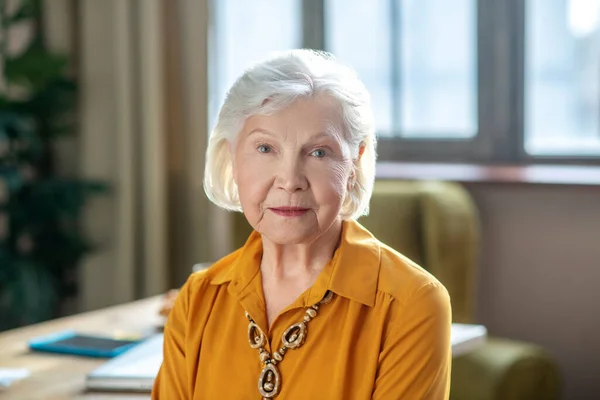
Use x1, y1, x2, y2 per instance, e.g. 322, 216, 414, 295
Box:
232, 95, 354, 245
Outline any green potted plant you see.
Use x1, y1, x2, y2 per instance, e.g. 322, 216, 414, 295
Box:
0, 0, 106, 330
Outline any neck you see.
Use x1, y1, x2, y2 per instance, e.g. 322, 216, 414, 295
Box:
260, 219, 344, 282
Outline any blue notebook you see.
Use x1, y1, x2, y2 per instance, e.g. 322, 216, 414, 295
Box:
28, 330, 142, 358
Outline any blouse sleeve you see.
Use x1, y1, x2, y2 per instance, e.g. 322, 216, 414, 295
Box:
371, 282, 452, 400
151, 279, 191, 399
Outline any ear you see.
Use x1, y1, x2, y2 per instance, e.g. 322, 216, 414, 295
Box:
357, 142, 366, 162
347, 168, 357, 191
348, 143, 366, 187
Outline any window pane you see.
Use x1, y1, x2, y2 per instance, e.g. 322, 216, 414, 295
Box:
400, 0, 477, 138
325, 0, 393, 133
212, 0, 302, 120
525, 0, 600, 155
326, 0, 477, 138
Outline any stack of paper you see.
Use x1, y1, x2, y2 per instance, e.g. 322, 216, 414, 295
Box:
451, 323, 487, 357
0, 368, 30, 390
86, 334, 163, 392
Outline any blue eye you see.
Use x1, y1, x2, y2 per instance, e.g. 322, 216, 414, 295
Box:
311, 149, 327, 158
258, 144, 272, 154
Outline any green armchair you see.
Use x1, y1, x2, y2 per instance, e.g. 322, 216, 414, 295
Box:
362, 180, 561, 400
231, 179, 561, 399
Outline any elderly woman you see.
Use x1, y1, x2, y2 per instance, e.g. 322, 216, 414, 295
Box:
152, 49, 451, 399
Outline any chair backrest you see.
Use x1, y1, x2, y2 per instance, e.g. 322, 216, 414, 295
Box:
230, 180, 479, 323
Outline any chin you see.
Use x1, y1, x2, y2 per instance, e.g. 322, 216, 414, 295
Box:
255, 212, 341, 246
260, 224, 317, 245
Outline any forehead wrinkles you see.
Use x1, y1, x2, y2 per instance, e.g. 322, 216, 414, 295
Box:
280, 118, 341, 139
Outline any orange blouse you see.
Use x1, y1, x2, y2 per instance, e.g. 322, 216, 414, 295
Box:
152, 220, 451, 399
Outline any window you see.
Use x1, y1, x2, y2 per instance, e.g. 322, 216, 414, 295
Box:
211, 0, 600, 162
525, 0, 600, 156
326, 0, 477, 139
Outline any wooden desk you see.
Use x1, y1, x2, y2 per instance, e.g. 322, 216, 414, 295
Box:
0, 296, 487, 399
0, 296, 164, 400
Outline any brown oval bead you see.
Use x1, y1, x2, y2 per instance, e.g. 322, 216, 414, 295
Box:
248, 321, 266, 349
282, 322, 307, 349
258, 363, 281, 398
320, 290, 334, 304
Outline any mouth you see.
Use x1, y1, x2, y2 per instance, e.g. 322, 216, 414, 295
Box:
269, 207, 310, 217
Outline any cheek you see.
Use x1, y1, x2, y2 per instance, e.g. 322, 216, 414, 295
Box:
235, 154, 272, 207
307, 161, 350, 203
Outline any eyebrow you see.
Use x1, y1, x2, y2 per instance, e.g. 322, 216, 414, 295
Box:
309, 131, 339, 141
247, 128, 276, 137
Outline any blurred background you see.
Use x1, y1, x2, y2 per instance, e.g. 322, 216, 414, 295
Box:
0, 0, 599, 398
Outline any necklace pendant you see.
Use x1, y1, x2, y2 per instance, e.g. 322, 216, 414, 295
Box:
248, 292, 335, 399
281, 322, 307, 349
258, 362, 281, 398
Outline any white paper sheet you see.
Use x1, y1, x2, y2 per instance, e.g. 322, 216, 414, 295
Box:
0, 368, 30, 390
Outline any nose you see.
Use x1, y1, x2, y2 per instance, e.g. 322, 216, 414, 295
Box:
276, 155, 308, 193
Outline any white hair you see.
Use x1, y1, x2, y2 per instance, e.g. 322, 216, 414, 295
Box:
203, 49, 377, 220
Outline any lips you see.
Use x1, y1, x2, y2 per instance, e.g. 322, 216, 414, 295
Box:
269, 207, 310, 217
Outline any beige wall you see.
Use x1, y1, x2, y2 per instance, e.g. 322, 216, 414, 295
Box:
465, 183, 600, 399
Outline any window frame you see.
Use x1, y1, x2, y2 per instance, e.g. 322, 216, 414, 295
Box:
309, 0, 600, 165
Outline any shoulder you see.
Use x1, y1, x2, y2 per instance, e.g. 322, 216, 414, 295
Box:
341, 220, 449, 309
376, 241, 449, 306
373, 241, 451, 334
